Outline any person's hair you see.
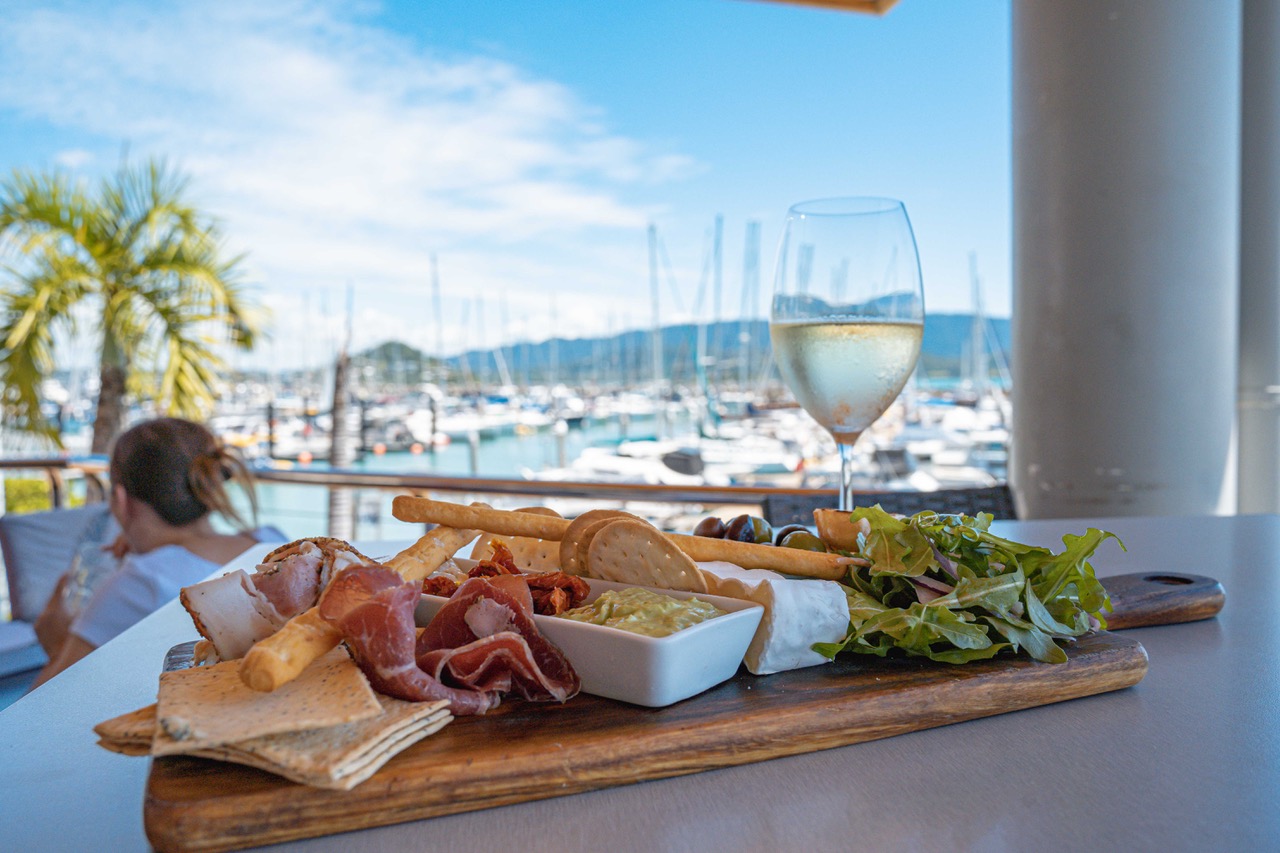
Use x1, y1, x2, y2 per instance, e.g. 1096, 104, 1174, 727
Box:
108, 417, 258, 530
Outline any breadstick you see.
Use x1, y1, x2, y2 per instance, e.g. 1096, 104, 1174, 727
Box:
393, 496, 571, 540
667, 532, 861, 580
239, 524, 479, 692
386, 525, 479, 581
239, 609, 342, 693
392, 495, 863, 581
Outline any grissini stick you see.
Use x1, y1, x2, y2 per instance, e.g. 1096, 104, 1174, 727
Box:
238, 523, 479, 692
390, 496, 865, 582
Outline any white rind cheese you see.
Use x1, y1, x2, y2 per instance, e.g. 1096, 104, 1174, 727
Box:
697, 561, 848, 675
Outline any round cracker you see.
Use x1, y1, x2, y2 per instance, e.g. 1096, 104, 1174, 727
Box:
558, 509, 641, 576
470, 507, 563, 571
587, 519, 707, 594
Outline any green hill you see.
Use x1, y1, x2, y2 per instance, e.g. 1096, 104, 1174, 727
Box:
355, 313, 1011, 389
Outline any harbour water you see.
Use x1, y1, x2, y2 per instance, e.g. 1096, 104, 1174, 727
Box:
251, 413, 680, 540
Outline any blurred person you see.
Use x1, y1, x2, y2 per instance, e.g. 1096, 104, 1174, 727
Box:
31, 417, 285, 688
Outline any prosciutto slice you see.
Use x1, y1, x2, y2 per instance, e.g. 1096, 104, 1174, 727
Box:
417, 577, 580, 703
318, 566, 500, 715
249, 546, 323, 622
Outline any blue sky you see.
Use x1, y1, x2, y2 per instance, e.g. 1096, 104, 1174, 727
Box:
0, 0, 1010, 370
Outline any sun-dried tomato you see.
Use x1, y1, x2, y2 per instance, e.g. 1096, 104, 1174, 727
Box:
421, 575, 460, 597
524, 571, 591, 615
468, 541, 522, 579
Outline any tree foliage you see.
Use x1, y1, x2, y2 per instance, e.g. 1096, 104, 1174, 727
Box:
0, 158, 262, 450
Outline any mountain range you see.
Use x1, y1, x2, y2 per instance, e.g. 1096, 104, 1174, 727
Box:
354, 312, 1011, 389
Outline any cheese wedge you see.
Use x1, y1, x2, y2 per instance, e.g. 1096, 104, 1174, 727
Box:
697, 561, 848, 675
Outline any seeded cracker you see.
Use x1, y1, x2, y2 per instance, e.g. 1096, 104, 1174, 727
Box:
559, 509, 642, 576
471, 506, 563, 572
587, 519, 708, 594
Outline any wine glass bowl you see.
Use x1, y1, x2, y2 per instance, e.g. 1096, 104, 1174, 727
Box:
768, 197, 924, 510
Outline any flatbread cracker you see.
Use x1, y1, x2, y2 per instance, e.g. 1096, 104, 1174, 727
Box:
99, 697, 452, 790
225, 696, 450, 790
94, 704, 157, 756
156, 646, 380, 753
587, 519, 708, 594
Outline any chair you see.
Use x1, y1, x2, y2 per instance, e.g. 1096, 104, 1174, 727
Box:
761, 484, 1018, 528
0, 503, 117, 678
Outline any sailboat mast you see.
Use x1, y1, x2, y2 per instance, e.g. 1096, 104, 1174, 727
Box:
649, 223, 665, 437
713, 215, 723, 386
969, 252, 988, 398
430, 253, 444, 389
740, 220, 761, 391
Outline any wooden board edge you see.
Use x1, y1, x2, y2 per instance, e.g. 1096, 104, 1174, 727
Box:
143, 636, 1148, 852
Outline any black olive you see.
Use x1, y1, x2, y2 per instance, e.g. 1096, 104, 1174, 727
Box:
722, 514, 756, 542
772, 523, 809, 546
693, 516, 727, 538
725, 514, 773, 544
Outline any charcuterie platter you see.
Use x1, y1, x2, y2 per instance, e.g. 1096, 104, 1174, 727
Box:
144, 628, 1147, 852
94, 498, 1223, 852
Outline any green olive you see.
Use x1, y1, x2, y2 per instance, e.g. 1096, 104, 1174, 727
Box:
772, 524, 809, 546
780, 530, 829, 552
693, 516, 727, 538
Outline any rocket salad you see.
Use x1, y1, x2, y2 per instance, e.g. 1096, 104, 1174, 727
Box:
816, 506, 1121, 664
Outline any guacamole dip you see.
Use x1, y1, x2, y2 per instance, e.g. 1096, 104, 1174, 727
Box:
558, 588, 725, 637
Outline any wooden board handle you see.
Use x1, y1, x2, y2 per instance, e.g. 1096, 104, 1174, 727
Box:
1103, 572, 1225, 630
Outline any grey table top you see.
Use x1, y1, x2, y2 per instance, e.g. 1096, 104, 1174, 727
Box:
0, 517, 1272, 852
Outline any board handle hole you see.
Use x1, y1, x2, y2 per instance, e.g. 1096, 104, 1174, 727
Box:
1143, 574, 1194, 585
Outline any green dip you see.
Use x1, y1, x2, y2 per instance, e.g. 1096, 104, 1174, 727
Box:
558, 588, 725, 638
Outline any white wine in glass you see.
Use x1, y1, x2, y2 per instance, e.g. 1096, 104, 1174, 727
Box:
769, 197, 925, 511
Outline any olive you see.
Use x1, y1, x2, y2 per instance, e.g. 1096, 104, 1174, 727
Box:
724, 514, 773, 544
772, 523, 809, 546
780, 530, 830, 552
693, 516, 727, 538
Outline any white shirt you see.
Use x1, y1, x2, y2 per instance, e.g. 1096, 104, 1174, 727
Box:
70, 527, 286, 648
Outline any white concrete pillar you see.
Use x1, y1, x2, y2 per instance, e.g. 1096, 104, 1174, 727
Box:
1011, 0, 1241, 518
1238, 0, 1280, 513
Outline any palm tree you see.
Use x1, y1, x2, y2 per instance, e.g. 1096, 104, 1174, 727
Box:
0, 158, 260, 452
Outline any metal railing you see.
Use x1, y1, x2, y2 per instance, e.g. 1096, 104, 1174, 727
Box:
0, 457, 108, 509
248, 466, 838, 507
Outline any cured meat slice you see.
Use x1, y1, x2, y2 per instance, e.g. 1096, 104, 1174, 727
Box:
417, 577, 579, 702
250, 546, 323, 622
180, 570, 281, 660
318, 566, 499, 715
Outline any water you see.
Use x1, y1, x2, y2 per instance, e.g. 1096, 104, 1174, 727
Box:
248, 414, 674, 540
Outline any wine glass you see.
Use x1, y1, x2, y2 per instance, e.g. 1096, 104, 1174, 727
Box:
769, 197, 925, 511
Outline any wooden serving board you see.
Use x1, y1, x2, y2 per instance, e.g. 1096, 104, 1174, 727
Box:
145, 630, 1148, 852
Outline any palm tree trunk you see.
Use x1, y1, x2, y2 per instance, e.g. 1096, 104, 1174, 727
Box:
91, 331, 129, 454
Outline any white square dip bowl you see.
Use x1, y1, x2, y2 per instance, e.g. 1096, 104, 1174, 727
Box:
416, 578, 764, 708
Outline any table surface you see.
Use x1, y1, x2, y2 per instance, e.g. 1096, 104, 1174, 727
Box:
0, 516, 1273, 853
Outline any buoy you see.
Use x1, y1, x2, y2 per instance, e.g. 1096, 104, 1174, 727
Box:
410, 443, 424, 454
298, 450, 313, 465
373, 443, 387, 455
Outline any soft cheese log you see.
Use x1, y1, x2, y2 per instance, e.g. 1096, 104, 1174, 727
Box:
698, 561, 849, 675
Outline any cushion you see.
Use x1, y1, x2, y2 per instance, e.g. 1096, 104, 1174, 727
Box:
0, 504, 118, 623
0, 620, 47, 678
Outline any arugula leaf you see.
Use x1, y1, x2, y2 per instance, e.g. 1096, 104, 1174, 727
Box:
820, 508, 1119, 666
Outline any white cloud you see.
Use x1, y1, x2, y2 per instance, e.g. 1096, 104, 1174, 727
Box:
0, 0, 696, 368
53, 149, 95, 169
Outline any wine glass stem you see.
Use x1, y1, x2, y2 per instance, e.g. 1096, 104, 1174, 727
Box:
837, 435, 863, 512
